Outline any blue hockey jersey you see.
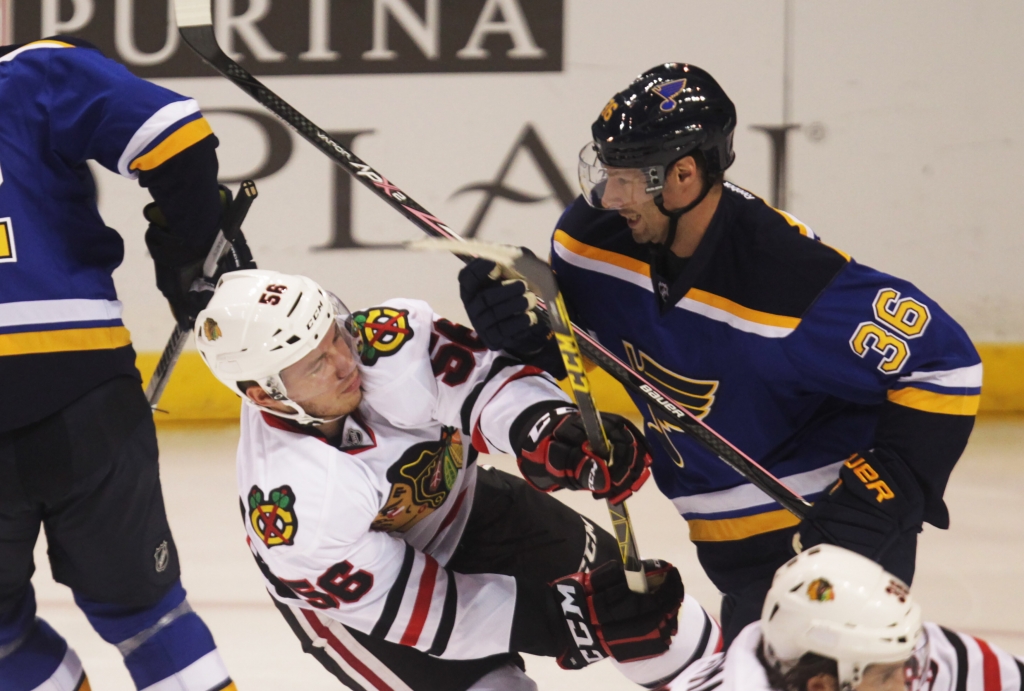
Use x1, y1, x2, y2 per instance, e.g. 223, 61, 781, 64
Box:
0, 39, 221, 432
550, 182, 980, 593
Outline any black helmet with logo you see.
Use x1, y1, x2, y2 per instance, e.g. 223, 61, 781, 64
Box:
592, 63, 736, 177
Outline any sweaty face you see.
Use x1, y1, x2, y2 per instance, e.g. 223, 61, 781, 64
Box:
599, 167, 670, 244
280, 322, 362, 420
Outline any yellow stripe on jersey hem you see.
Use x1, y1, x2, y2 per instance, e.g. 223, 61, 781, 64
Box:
887, 387, 980, 416
0, 326, 132, 356
130, 118, 214, 172
688, 508, 801, 542
683, 288, 802, 330
25, 40, 75, 49
554, 229, 651, 278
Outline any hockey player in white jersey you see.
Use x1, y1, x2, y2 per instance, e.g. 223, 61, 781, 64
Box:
664, 544, 1024, 691
194, 269, 719, 690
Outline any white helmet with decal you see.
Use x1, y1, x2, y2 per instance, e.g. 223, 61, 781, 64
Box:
761, 545, 925, 691
194, 269, 354, 425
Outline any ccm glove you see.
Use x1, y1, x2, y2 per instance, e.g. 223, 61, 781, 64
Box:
796, 449, 925, 572
551, 559, 684, 669
145, 185, 256, 329
513, 403, 652, 504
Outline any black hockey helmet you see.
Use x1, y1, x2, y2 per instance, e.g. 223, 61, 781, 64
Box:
579, 63, 736, 211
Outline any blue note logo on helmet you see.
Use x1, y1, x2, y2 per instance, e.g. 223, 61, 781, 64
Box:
652, 78, 688, 112
580, 63, 737, 210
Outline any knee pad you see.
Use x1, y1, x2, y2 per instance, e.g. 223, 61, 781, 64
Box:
0, 587, 89, 691
75, 581, 233, 691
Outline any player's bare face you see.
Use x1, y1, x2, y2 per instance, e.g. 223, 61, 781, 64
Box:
599, 168, 669, 244
281, 323, 362, 419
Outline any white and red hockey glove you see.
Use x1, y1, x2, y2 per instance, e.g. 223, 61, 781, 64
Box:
551, 559, 684, 670
512, 403, 652, 504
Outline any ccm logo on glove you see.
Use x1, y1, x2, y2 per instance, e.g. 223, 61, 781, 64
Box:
555, 582, 606, 665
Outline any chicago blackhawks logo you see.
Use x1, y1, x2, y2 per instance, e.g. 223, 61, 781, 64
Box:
202, 318, 222, 342
372, 427, 463, 533
350, 307, 413, 365
249, 485, 298, 548
807, 578, 835, 602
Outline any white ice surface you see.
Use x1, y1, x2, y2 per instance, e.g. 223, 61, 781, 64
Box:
28, 419, 1024, 690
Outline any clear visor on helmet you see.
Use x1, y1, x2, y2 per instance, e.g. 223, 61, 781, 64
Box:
578, 143, 664, 210
852, 633, 931, 691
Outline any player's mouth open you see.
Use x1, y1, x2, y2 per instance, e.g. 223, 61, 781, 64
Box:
621, 211, 642, 227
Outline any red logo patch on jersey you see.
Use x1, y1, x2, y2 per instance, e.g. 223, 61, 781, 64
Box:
249, 485, 298, 548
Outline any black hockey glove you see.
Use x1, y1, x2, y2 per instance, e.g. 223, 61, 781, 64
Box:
513, 403, 652, 504
145, 185, 256, 330
459, 257, 567, 379
796, 449, 924, 579
551, 559, 684, 669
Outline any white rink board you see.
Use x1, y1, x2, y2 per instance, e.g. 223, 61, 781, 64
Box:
74, 0, 1024, 350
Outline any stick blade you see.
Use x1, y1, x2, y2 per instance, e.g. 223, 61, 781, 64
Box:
174, 0, 212, 27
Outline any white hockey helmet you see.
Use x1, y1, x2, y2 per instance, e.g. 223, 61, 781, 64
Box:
194, 269, 356, 425
761, 545, 925, 691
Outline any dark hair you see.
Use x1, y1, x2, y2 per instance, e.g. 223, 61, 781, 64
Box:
671, 150, 725, 187
757, 642, 838, 691
237, 380, 259, 395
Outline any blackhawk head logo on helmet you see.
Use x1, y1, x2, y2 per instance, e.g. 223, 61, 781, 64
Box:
202, 318, 222, 342
806, 578, 835, 602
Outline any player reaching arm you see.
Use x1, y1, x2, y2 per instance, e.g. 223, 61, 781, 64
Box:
457, 63, 980, 646
0, 37, 252, 691
194, 269, 707, 691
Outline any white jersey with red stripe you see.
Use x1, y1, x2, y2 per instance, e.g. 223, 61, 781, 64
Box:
666, 622, 1024, 691
236, 298, 568, 661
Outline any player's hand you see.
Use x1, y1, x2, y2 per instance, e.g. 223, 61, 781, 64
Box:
795, 449, 924, 573
459, 256, 548, 351
514, 403, 652, 504
145, 186, 256, 330
550, 559, 684, 669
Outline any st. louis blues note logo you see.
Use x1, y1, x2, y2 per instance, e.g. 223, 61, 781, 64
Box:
624, 341, 718, 468
652, 78, 688, 112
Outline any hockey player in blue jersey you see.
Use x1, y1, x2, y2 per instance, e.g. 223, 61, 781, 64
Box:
0, 38, 252, 691
457, 63, 980, 647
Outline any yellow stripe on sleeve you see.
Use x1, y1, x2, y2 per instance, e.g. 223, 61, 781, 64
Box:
130, 118, 214, 172
554, 229, 651, 278
684, 288, 802, 330
687, 508, 800, 542
0, 327, 132, 356
887, 387, 981, 416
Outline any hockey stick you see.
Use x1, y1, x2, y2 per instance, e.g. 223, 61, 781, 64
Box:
172, 0, 811, 520
412, 238, 648, 592
145, 179, 258, 408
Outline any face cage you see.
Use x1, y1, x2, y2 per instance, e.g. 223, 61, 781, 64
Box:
842, 631, 931, 691
255, 292, 359, 427
578, 143, 665, 210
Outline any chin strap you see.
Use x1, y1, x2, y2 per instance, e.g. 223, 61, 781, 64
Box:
652, 175, 712, 255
